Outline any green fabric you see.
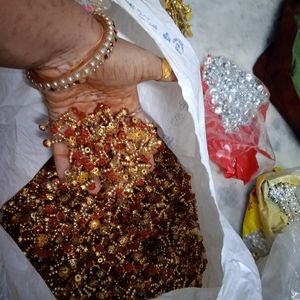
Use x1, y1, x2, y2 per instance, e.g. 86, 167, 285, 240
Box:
292, 12, 300, 98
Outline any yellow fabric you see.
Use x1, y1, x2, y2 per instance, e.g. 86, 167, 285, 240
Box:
243, 168, 300, 241
242, 190, 263, 237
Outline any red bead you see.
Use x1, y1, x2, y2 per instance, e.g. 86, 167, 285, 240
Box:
58, 183, 67, 190
130, 241, 139, 250
93, 144, 101, 153
51, 177, 60, 185
78, 217, 87, 228
148, 265, 157, 275
97, 158, 108, 166
139, 155, 149, 163
88, 182, 96, 190
124, 262, 134, 272
104, 134, 113, 142
87, 259, 94, 268
50, 125, 58, 134
49, 217, 59, 228
116, 266, 124, 276
57, 211, 65, 220
72, 150, 82, 160
80, 129, 89, 138
104, 143, 111, 153
60, 224, 69, 235
76, 136, 85, 144
135, 198, 141, 211
116, 188, 124, 200
86, 163, 94, 171
19, 216, 29, 224
135, 178, 145, 186
74, 159, 83, 167
91, 212, 99, 220
137, 122, 146, 129
82, 156, 89, 165
184, 174, 191, 180
45, 204, 55, 214
106, 171, 119, 182
97, 211, 106, 219
35, 248, 48, 258
117, 131, 126, 140
35, 225, 44, 233
140, 230, 150, 240
102, 262, 110, 271
116, 246, 126, 255
78, 111, 86, 120
127, 228, 137, 235
158, 145, 165, 152
62, 243, 72, 254
115, 143, 125, 151
64, 128, 75, 138
95, 244, 105, 252
136, 192, 145, 200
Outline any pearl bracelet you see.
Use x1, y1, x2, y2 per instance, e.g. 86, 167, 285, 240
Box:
26, 13, 117, 92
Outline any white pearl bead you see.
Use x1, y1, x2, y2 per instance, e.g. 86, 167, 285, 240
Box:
45, 83, 51, 90
59, 79, 66, 87
67, 76, 74, 83
90, 60, 96, 67
52, 82, 58, 88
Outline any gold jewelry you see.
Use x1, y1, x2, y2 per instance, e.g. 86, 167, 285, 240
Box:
1, 133, 207, 300
162, 0, 193, 37
41, 104, 162, 196
26, 13, 117, 92
160, 58, 173, 81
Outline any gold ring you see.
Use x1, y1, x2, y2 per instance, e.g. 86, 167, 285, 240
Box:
160, 58, 173, 80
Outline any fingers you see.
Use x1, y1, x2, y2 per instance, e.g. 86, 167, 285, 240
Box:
88, 39, 177, 85
53, 142, 70, 179
53, 142, 101, 194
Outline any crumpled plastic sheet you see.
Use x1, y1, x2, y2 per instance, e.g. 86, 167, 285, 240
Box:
261, 222, 300, 300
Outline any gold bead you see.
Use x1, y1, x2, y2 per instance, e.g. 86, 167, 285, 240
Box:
74, 274, 82, 283
39, 124, 47, 131
36, 234, 48, 247
43, 139, 52, 148
89, 219, 100, 230
58, 266, 70, 279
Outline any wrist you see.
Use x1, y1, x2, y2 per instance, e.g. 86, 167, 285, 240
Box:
36, 14, 103, 78
27, 13, 116, 92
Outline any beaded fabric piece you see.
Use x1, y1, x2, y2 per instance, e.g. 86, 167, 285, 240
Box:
1, 119, 206, 299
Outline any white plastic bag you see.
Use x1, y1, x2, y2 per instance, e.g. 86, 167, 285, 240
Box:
0, 1, 261, 299
261, 222, 300, 300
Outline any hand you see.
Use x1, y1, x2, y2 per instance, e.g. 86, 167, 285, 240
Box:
42, 39, 176, 193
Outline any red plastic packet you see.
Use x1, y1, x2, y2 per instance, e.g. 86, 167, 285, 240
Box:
201, 55, 275, 184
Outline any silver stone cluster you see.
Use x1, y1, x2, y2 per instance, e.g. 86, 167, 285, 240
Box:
203, 56, 269, 132
243, 229, 270, 258
269, 182, 300, 224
